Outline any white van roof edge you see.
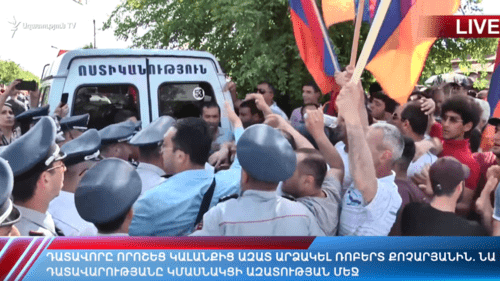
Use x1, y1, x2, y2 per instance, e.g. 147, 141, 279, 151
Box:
43, 49, 222, 80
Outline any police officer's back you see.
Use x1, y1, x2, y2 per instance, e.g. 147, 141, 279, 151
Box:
192, 124, 325, 236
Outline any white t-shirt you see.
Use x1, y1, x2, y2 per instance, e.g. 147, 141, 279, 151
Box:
339, 172, 402, 236
407, 152, 437, 178
335, 141, 353, 197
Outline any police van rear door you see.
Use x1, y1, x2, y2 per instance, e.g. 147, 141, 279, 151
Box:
147, 56, 230, 131
63, 57, 149, 129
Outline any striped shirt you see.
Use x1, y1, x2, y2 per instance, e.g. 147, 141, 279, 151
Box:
339, 172, 402, 236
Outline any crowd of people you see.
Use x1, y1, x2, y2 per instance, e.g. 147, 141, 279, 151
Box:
0, 65, 500, 237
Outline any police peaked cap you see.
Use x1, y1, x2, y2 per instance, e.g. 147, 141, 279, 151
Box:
60, 114, 90, 132
236, 124, 297, 183
98, 121, 138, 145
75, 158, 142, 224
15, 105, 49, 123
61, 129, 101, 166
129, 116, 176, 146
0, 116, 66, 176
0, 158, 21, 227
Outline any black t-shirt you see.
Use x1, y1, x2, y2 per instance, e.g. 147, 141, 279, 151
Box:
402, 202, 488, 236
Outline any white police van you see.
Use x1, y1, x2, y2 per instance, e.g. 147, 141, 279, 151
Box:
39, 49, 233, 130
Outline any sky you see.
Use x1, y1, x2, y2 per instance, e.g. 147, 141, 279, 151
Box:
0, 0, 500, 77
0, 0, 131, 76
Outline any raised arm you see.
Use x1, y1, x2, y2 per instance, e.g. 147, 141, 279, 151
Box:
304, 108, 344, 171
265, 114, 315, 149
337, 80, 378, 203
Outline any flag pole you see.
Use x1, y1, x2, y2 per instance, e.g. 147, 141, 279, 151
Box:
351, 0, 393, 83
310, 0, 340, 73
350, 0, 365, 67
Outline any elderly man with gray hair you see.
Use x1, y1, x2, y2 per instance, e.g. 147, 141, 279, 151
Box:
307, 67, 403, 236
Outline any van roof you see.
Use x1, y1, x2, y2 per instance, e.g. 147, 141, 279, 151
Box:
42, 49, 223, 80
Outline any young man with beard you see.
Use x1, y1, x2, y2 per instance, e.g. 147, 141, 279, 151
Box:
201, 102, 234, 153
238, 100, 264, 129
402, 157, 487, 236
281, 148, 341, 235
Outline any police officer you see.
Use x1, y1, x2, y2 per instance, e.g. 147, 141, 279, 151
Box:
15, 105, 50, 135
48, 129, 101, 236
57, 113, 90, 146
129, 116, 176, 194
192, 124, 325, 236
99, 120, 140, 163
75, 158, 141, 236
0, 157, 21, 236
129, 117, 242, 236
0, 117, 67, 236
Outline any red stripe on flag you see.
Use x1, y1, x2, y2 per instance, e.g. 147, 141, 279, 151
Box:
6, 239, 43, 281
290, 0, 340, 94
0, 239, 32, 280
48, 237, 316, 250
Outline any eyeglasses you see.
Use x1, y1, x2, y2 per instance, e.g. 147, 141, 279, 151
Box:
256, 88, 266, 94
441, 115, 463, 124
46, 163, 66, 172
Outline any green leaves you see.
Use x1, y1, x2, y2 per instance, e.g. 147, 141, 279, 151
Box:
104, 0, 496, 106
0, 61, 39, 85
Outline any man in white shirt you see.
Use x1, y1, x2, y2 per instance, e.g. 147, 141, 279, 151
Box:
129, 116, 176, 194
305, 67, 403, 236
389, 100, 437, 178
49, 129, 100, 236
0, 117, 67, 236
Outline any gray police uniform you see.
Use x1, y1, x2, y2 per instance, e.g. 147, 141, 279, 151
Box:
0, 157, 22, 230
128, 116, 175, 194
0, 117, 66, 236
49, 129, 102, 236
192, 124, 325, 236
14, 205, 58, 236
75, 158, 142, 236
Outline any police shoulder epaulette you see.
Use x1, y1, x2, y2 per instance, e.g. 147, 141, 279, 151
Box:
281, 194, 296, 201
218, 194, 238, 203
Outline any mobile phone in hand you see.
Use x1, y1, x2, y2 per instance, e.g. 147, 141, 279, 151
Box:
15, 80, 37, 91
61, 93, 69, 105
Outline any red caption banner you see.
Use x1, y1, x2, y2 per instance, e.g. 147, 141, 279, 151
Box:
422, 16, 500, 38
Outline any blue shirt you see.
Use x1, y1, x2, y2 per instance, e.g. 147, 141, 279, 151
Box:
129, 127, 244, 236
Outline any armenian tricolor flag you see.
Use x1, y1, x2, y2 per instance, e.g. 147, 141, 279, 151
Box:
322, 0, 380, 27
365, 0, 460, 104
488, 39, 500, 118
323, 0, 459, 104
289, 0, 341, 94
480, 39, 500, 152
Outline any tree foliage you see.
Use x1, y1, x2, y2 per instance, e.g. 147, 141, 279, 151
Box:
0, 60, 40, 85
104, 0, 496, 109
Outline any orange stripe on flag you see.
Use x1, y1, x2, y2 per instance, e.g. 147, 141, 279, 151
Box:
366, 0, 459, 105
322, 0, 356, 27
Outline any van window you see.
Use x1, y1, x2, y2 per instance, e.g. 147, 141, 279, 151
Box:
158, 82, 215, 119
73, 84, 140, 130
40, 86, 51, 106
